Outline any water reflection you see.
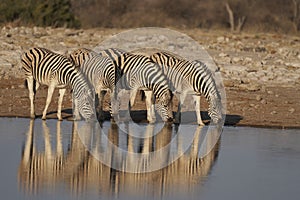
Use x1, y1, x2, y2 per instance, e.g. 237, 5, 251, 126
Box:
18, 120, 220, 198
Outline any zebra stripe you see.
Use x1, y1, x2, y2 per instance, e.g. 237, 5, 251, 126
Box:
150, 51, 222, 125
68, 48, 118, 120
21, 47, 96, 121
99, 48, 173, 123
98, 48, 125, 68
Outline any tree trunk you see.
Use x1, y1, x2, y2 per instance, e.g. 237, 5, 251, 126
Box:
292, 0, 299, 32
225, 2, 235, 32
236, 16, 246, 33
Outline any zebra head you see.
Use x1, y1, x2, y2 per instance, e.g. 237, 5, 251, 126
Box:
208, 93, 223, 124
68, 48, 93, 68
73, 83, 97, 121
156, 89, 173, 122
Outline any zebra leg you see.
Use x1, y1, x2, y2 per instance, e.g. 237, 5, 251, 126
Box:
110, 88, 119, 121
35, 81, 40, 92
72, 95, 80, 120
144, 90, 156, 123
174, 95, 182, 124
26, 76, 36, 119
129, 88, 138, 109
42, 121, 53, 160
97, 90, 107, 121
57, 88, 66, 121
174, 102, 181, 124
42, 84, 56, 120
174, 93, 187, 124
193, 95, 205, 126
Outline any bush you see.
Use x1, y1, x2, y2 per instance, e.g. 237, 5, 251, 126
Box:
0, 0, 80, 28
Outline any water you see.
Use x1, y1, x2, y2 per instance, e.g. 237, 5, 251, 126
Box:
0, 118, 299, 200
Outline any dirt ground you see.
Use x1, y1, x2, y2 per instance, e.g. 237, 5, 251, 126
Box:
1, 78, 299, 129
1, 27, 299, 128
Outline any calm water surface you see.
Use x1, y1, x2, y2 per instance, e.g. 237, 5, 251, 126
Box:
0, 118, 299, 200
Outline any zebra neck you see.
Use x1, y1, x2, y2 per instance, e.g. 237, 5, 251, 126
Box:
152, 84, 169, 99
68, 70, 89, 90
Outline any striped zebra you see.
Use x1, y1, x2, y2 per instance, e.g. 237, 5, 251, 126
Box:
21, 47, 96, 121
68, 48, 118, 121
98, 48, 173, 123
149, 51, 222, 125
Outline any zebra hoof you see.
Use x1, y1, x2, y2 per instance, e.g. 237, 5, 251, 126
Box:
148, 120, 156, 124
174, 119, 180, 125
110, 117, 116, 123
198, 122, 205, 126
67, 117, 76, 121
73, 117, 81, 121
30, 115, 36, 119
57, 114, 63, 121
42, 117, 47, 120
166, 117, 173, 123
97, 116, 104, 122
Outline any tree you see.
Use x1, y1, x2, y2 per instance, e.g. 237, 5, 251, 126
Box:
225, 1, 247, 32
292, 0, 300, 32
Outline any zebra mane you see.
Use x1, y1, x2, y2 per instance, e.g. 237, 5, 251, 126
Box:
155, 51, 185, 60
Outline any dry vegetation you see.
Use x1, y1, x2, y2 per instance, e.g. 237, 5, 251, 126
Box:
0, 0, 300, 34
71, 0, 300, 34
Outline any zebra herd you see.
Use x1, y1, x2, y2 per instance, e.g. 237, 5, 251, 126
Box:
21, 47, 222, 125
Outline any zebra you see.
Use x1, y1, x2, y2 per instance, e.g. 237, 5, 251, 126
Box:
68, 48, 118, 121
21, 47, 96, 121
148, 51, 222, 125
98, 48, 173, 123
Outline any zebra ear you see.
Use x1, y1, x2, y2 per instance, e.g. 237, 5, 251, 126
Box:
68, 57, 80, 69
66, 54, 73, 62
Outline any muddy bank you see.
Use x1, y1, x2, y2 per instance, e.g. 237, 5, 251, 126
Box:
1, 78, 299, 128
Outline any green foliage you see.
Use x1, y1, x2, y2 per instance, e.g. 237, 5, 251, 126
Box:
0, 0, 80, 28
0, 0, 24, 23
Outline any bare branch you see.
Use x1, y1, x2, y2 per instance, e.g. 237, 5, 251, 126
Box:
292, 0, 300, 32
225, 2, 235, 32
236, 16, 246, 33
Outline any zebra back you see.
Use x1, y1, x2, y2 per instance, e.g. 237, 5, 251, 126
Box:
68, 48, 116, 91
150, 52, 218, 98
68, 48, 92, 68
100, 48, 170, 100
98, 48, 126, 68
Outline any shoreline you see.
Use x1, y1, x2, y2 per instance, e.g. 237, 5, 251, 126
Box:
1, 116, 299, 129
1, 78, 299, 129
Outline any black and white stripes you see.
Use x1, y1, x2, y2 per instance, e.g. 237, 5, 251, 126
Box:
68, 48, 118, 120
99, 48, 173, 123
150, 51, 222, 125
21, 47, 96, 121
21, 47, 221, 125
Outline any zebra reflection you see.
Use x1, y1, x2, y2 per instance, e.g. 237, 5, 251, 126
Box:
18, 120, 220, 197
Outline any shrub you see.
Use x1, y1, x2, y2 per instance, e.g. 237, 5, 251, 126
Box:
0, 0, 80, 28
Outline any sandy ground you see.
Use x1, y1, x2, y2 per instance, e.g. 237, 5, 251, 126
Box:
0, 27, 299, 128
